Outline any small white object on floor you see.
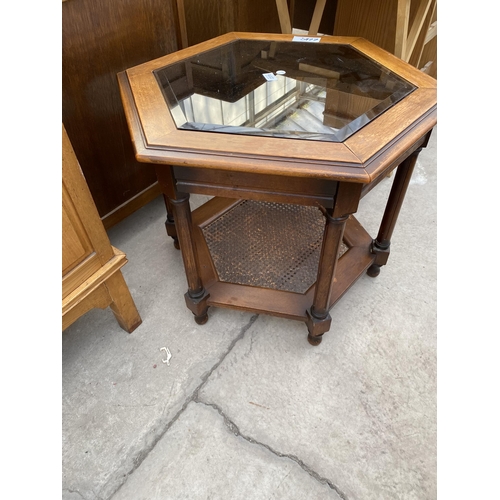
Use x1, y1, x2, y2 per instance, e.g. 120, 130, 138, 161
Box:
160, 347, 172, 365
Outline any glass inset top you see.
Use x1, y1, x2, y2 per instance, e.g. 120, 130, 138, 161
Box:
154, 39, 416, 143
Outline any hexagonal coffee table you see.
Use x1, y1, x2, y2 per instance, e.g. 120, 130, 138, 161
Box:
118, 32, 437, 345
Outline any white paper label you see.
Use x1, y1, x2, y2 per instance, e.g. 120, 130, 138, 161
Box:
292, 36, 321, 43
263, 73, 278, 81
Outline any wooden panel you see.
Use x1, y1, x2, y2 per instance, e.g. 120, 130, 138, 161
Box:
344, 88, 436, 164
181, 0, 282, 47
62, 125, 114, 265
182, 0, 225, 47
62, 0, 179, 221
207, 281, 314, 321
102, 184, 162, 230
62, 283, 112, 331
62, 186, 92, 275
236, 0, 284, 34
63, 253, 102, 300
63, 123, 114, 298
173, 166, 338, 205
334, 0, 399, 53
62, 247, 128, 316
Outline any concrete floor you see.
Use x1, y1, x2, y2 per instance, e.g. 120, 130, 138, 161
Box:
62, 128, 437, 500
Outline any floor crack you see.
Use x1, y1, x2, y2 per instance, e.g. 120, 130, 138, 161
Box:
63, 488, 89, 499
195, 399, 349, 500
192, 313, 259, 401
108, 313, 259, 499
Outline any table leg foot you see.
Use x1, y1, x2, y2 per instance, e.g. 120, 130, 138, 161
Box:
307, 333, 323, 346
367, 264, 381, 277
194, 312, 209, 325
184, 289, 210, 326
305, 308, 331, 346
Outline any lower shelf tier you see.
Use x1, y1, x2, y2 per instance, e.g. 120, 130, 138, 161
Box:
192, 197, 376, 322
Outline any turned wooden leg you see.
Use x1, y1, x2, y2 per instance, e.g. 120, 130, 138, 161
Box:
105, 271, 142, 333
170, 193, 210, 323
163, 194, 180, 249
368, 147, 422, 278
306, 212, 349, 345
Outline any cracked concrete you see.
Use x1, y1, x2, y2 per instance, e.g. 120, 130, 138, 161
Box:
195, 400, 348, 499
62, 129, 437, 499
116, 313, 260, 490
111, 402, 343, 500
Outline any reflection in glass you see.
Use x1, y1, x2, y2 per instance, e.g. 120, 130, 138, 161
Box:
155, 40, 416, 142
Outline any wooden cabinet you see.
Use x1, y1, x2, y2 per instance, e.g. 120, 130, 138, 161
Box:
62, 125, 142, 333
62, 0, 181, 228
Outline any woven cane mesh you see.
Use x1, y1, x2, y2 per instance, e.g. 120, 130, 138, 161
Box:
202, 200, 348, 293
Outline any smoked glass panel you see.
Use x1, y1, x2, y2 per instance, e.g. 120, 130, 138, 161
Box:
154, 39, 415, 142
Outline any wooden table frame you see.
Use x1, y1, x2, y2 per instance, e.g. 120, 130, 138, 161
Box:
118, 33, 436, 345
